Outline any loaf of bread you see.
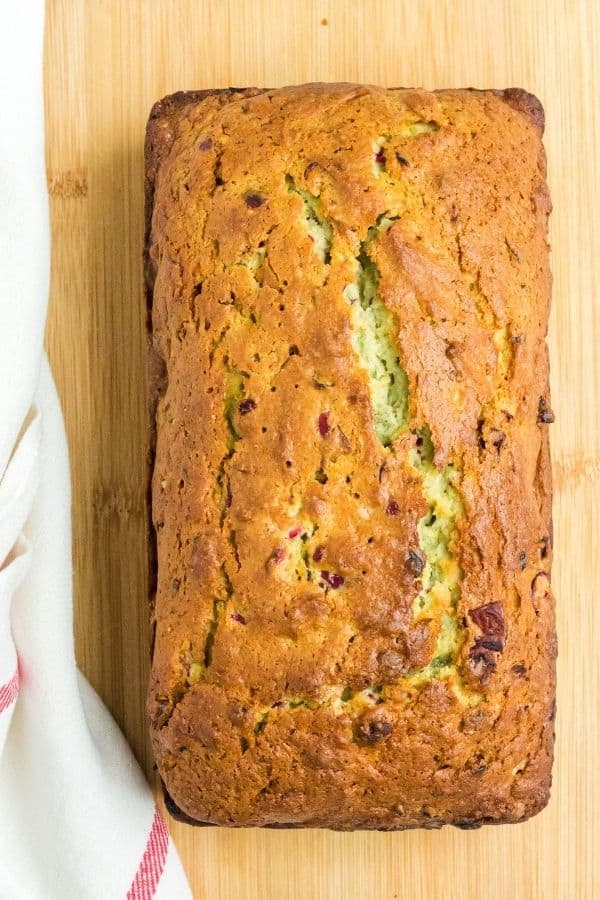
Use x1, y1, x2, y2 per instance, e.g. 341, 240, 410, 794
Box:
145, 83, 555, 830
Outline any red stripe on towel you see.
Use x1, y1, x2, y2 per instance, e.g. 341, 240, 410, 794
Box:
127, 805, 170, 899
0, 668, 19, 713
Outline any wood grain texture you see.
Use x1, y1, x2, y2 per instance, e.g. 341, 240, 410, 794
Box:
44, 1, 599, 897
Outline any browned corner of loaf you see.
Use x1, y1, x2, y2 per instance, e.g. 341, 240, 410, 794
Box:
144, 88, 261, 186
499, 88, 546, 134
162, 782, 209, 827
144, 90, 216, 177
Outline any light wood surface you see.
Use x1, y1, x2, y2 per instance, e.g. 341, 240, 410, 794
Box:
44, 1, 599, 897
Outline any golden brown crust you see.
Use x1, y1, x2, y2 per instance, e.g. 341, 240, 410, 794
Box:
146, 83, 555, 829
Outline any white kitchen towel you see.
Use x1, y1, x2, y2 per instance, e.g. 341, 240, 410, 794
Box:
0, 3, 191, 898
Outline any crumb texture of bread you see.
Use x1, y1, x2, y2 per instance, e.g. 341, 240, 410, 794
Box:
146, 83, 555, 830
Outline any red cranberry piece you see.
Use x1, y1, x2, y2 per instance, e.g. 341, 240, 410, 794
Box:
230, 612, 246, 625
468, 602, 505, 648
288, 527, 302, 539
270, 548, 285, 564
239, 398, 256, 415
318, 412, 331, 436
321, 571, 344, 589
313, 546, 324, 562
198, 138, 213, 151
386, 499, 400, 516
374, 149, 386, 165
245, 193, 265, 209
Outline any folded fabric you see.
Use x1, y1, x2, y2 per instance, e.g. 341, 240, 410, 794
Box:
0, 3, 191, 897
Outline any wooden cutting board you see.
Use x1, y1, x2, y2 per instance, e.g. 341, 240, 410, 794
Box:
44, 1, 599, 897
